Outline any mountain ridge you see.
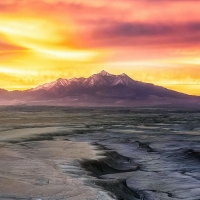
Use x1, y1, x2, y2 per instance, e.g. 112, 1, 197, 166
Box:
28, 70, 188, 98
0, 70, 199, 107
31, 70, 138, 92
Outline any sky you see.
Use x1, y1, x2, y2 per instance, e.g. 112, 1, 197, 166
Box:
0, 0, 200, 95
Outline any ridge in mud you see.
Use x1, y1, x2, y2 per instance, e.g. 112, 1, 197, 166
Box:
134, 141, 155, 152
80, 158, 139, 177
80, 143, 139, 177
86, 179, 141, 200
4, 132, 71, 144
79, 143, 142, 200
185, 149, 200, 160
0, 195, 31, 200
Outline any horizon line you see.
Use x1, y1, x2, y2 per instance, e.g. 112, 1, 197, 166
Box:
0, 70, 199, 97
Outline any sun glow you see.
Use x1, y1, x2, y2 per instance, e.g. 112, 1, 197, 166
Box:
0, 67, 37, 75
0, 1, 200, 95
0, 15, 97, 61
36, 49, 97, 61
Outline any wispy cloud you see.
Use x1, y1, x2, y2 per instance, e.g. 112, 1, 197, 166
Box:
0, 0, 200, 94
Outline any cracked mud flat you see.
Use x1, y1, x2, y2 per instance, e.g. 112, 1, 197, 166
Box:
0, 106, 200, 200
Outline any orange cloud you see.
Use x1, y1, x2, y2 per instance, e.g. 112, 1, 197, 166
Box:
0, 0, 200, 95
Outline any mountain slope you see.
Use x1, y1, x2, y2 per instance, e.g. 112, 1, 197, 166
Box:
0, 70, 199, 106
29, 70, 189, 99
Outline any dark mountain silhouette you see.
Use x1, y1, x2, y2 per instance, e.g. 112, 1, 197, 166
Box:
0, 70, 199, 106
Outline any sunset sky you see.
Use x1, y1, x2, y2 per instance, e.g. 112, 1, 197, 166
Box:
0, 0, 200, 95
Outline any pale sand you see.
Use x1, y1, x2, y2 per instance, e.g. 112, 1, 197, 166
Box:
0, 130, 112, 200
0, 127, 66, 141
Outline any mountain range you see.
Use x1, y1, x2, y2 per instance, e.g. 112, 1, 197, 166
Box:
0, 70, 199, 107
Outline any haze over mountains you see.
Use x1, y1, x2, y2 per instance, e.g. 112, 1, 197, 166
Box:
0, 70, 199, 106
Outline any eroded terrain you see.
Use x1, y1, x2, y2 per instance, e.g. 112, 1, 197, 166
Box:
0, 106, 200, 200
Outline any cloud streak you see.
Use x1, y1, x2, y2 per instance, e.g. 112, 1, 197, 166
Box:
0, 0, 200, 94
84, 21, 200, 48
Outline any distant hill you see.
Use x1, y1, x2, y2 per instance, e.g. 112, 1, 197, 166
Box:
0, 70, 199, 107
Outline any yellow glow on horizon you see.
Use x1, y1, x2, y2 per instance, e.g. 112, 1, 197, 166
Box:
0, 1, 200, 96
0, 67, 37, 75
159, 84, 200, 96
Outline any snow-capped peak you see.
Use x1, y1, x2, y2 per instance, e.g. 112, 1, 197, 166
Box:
56, 78, 69, 86
31, 71, 135, 91
32, 78, 69, 91
99, 70, 111, 76
111, 74, 134, 87
120, 73, 128, 77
